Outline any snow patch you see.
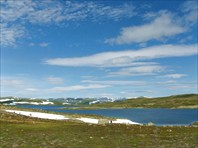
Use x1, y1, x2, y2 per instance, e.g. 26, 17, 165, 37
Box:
5, 110, 68, 120
112, 119, 140, 125
0, 99, 14, 102
13, 101, 54, 105
5, 110, 140, 125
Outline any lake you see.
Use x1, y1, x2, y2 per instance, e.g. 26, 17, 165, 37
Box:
16, 105, 198, 126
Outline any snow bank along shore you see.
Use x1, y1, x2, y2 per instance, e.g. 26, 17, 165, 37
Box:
5, 110, 140, 125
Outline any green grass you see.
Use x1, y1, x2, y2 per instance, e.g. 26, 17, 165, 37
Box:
86, 94, 198, 109
1, 110, 198, 148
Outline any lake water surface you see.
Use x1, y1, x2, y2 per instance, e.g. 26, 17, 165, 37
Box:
16, 105, 198, 126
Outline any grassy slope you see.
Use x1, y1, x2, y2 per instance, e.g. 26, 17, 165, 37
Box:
89, 94, 198, 109
1, 110, 198, 148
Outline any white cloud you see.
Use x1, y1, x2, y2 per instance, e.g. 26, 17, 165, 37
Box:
105, 11, 185, 44
49, 84, 109, 92
156, 80, 176, 85
161, 74, 186, 79
82, 80, 146, 86
91, 2, 135, 21
0, 76, 50, 97
47, 76, 64, 85
29, 43, 35, 46
0, 0, 134, 46
27, 1, 134, 24
25, 88, 39, 92
0, 76, 110, 97
168, 85, 192, 90
134, 90, 153, 93
28, 42, 49, 47
181, 1, 198, 25
0, 0, 33, 46
1, 75, 196, 98
0, 77, 24, 87
109, 65, 165, 76
0, 24, 25, 46
1, 76, 110, 97
143, 12, 158, 20
39, 42, 49, 47
81, 76, 94, 79
155, 80, 197, 91
44, 44, 197, 67
0, 0, 35, 23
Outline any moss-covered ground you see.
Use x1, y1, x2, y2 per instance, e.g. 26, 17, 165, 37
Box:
0, 108, 198, 148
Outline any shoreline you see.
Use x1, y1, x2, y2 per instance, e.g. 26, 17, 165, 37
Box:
62, 106, 198, 110
5, 109, 141, 125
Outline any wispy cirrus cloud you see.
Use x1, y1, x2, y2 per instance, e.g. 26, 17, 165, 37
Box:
105, 11, 185, 45
82, 80, 146, 86
0, 77, 24, 87
0, 76, 110, 97
1, 0, 134, 24
108, 65, 165, 76
181, 1, 198, 25
1, 75, 196, 98
28, 42, 49, 47
47, 76, 64, 85
160, 74, 187, 79
0, 76, 32, 96
0, 24, 25, 46
44, 44, 197, 67
0, 0, 134, 47
48, 84, 109, 92
39, 42, 49, 47
168, 85, 194, 90
25, 88, 40, 92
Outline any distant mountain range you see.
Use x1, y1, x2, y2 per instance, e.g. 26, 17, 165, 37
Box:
0, 96, 127, 106
1, 94, 197, 109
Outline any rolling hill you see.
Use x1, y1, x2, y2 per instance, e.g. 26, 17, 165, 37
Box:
90, 94, 198, 109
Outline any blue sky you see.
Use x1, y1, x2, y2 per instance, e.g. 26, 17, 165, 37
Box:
1, 0, 197, 98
